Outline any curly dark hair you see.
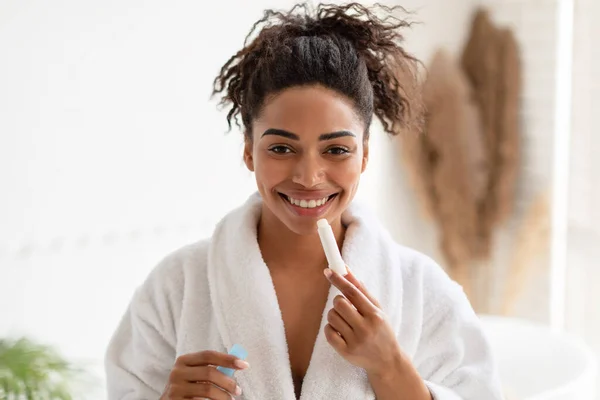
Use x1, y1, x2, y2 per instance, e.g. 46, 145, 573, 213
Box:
212, 2, 423, 140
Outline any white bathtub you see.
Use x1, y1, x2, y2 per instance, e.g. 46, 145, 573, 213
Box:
479, 315, 598, 400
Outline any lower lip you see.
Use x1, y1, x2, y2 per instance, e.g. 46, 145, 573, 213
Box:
280, 194, 337, 217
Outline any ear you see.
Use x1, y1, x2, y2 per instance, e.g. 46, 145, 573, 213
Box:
361, 140, 369, 173
243, 135, 255, 172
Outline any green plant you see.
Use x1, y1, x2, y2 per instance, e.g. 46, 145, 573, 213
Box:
0, 337, 86, 399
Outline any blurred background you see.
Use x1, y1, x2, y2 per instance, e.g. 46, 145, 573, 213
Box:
0, 0, 598, 398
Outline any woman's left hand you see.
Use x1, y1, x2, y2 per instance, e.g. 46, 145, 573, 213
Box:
323, 266, 404, 377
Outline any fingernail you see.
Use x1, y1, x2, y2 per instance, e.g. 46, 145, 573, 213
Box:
323, 268, 332, 278
235, 385, 242, 395
234, 359, 250, 369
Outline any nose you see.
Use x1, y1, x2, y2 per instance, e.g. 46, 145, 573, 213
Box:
292, 152, 326, 188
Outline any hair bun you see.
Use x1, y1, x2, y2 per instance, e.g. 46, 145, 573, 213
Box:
213, 2, 423, 137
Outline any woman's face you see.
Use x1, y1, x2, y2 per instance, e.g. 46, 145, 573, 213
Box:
245, 85, 369, 235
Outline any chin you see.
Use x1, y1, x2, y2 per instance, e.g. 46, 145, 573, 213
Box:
280, 216, 324, 236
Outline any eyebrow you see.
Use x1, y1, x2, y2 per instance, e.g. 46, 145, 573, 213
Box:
261, 128, 356, 141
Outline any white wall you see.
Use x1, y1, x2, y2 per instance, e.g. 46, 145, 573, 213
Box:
565, 0, 600, 388
0, 0, 477, 396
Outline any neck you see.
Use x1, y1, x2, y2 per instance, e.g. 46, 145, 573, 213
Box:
257, 205, 345, 271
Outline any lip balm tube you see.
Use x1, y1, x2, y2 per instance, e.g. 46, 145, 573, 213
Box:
317, 218, 347, 276
216, 344, 248, 377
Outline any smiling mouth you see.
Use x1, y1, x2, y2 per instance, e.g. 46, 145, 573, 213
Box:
278, 193, 338, 209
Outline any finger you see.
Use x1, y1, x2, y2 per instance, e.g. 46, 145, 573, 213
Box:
324, 268, 377, 315
332, 294, 363, 327
327, 307, 354, 342
324, 323, 347, 353
177, 366, 242, 397
344, 266, 381, 308
182, 381, 233, 400
177, 351, 249, 370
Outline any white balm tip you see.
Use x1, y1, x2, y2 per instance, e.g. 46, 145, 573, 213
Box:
316, 218, 347, 276
317, 218, 329, 228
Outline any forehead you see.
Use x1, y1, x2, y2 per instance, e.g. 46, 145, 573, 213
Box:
253, 85, 363, 136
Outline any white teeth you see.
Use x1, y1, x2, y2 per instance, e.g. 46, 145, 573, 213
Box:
286, 195, 332, 208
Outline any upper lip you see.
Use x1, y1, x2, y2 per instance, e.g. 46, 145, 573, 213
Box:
278, 190, 338, 200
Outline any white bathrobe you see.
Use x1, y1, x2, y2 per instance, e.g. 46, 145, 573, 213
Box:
105, 193, 504, 399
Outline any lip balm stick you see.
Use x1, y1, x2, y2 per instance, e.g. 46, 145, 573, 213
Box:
317, 218, 347, 276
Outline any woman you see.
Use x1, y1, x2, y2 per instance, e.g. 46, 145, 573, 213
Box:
105, 3, 503, 400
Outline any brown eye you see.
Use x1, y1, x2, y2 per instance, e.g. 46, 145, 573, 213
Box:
268, 145, 293, 154
326, 147, 350, 155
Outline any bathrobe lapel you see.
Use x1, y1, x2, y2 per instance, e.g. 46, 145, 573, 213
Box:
207, 193, 403, 399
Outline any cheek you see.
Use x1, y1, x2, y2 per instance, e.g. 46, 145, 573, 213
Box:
334, 158, 363, 187
328, 162, 362, 196
254, 155, 288, 188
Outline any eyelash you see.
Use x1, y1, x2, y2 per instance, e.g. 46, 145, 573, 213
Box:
268, 145, 293, 154
326, 147, 350, 155
267, 146, 350, 155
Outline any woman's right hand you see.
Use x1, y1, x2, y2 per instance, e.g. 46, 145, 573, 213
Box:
161, 350, 250, 399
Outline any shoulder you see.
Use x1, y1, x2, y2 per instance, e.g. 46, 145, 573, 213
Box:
390, 242, 468, 318
395, 244, 460, 288
137, 238, 211, 301
346, 201, 465, 309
